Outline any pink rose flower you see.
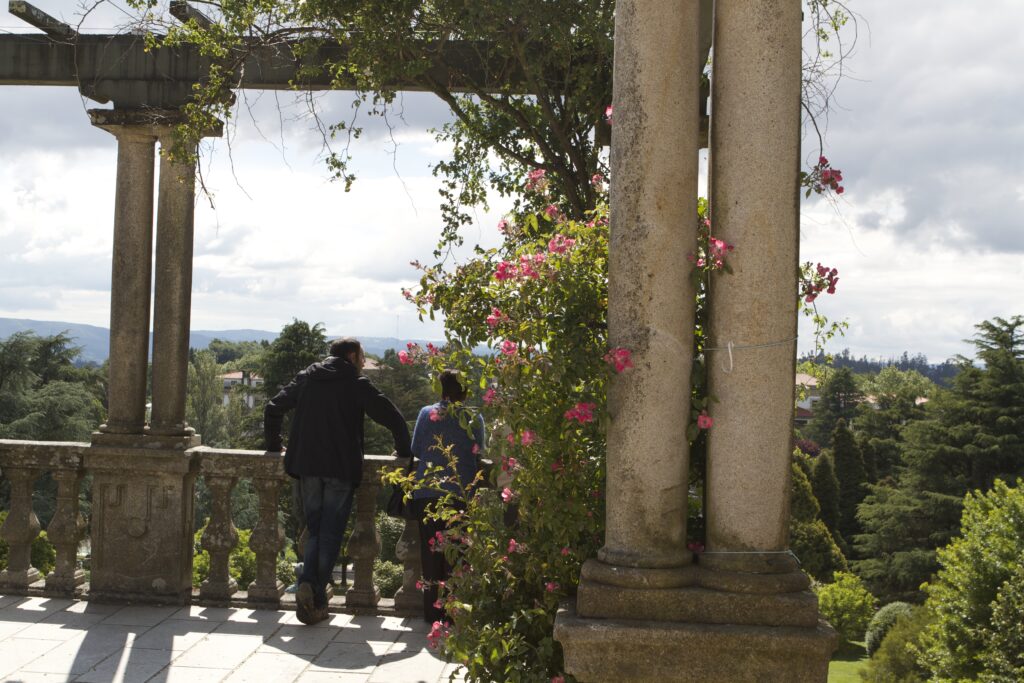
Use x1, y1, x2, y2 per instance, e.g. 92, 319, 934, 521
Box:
398, 350, 412, 365
521, 430, 536, 446
483, 388, 497, 405
697, 411, 713, 430
564, 402, 597, 424
501, 487, 515, 503
604, 347, 634, 373
508, 538, 520, 553
545, 582, 560, 593
500, 340, 517, 356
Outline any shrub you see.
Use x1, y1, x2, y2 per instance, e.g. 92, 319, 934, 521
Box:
373, 558, 403, 598
376, 512, 404, 565
815, 571, 877, 644
192, 523, 297, 591
861, 605, 932, 683
865, 601, 913, 656
0, 510, 57, 576
920, 479, 1024, 681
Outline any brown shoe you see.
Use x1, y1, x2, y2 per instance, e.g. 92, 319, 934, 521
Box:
296, 582, 316, 625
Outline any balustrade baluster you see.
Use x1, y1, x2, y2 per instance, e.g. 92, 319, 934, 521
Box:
45, 463, 85, 596
345, 463, 381, 609
0, 467, 42, 590
392, 517, 422, 616
199, 474, 238, 602
247, 475, 285, 606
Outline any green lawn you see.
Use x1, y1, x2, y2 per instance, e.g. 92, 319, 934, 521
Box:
828, 642, 868, 683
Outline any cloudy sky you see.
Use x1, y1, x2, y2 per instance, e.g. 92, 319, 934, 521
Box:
0, 1, 1021, 364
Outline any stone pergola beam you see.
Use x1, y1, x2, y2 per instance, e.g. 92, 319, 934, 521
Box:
169, 0, 213, 30
0, 34, 559, 106
8, 1, 75, 40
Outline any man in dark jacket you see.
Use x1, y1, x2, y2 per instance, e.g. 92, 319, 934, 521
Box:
264, 337, 412, 624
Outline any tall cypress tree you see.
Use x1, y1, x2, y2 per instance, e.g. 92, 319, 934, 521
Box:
832, 418, 868, 544
810, 452, 842, 543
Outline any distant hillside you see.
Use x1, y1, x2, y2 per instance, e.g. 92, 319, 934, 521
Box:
800, 348, 961, 386
0, 317, 446, 363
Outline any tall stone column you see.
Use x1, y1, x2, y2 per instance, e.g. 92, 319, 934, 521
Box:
704, 0, 802, 573
591, 0, 701, 582
149, 131, 199, 441
90, 112, 156, 436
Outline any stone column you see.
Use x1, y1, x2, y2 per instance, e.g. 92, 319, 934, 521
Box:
591, 0, 702, 582
704, 0, 803, 573
90, 111, 157, 437
149, 131, 199, 441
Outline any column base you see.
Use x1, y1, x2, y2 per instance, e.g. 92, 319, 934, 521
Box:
84, 446, 199, 605
0, 567, 40, 590
45, 569, 86, 597
554, 602, 836, 683
247, 580, 286, 606
92, 431, 201, 450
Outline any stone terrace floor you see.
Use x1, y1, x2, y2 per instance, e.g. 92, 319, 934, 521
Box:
0, 595, 465, 683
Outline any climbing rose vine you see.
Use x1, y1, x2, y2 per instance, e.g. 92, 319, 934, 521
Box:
390, 174, 842, 682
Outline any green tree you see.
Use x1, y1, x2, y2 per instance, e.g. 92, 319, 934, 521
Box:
854, 367, 932, 482
920, 479, 1024, 681
259, 320, 327, 398
854, 316, 1024, 601
809, 452, 842, 542
789, 458, 847, 582
831, 418, 867, 544
806, 366, 862, 447
814, 571, 877, 645
186, 350, 227, 447
861, 605, 933, 683
364, 349, 437, 455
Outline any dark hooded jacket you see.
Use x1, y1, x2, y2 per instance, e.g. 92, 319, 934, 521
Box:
263, 356, 412, 485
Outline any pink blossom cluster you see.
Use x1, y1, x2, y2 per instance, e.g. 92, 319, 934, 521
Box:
427, 530, 448, 552
810, 156, 845, 195
507, 430, 536, 446
697, 411, 713, 430
486, 307, 508, 329
802, 263, 839, 303
482, 388, 498, 405
507, 538, 521, 553
604, 105, 613, 125
604, 347, 634, 373
591, 173, 605, 189
501, 456, 519, 472
545, 581, 560, 593
497, 218, 512, 234
500, 339, 517, 356
398, 341, 441, 366
564, 402, 597, 424
494, 253, 547, 281
525, 168, 548, 192
429, 407, 444, 422
548, 233, 576, 255
688, 235, 734, 270
427, 620, 450, 649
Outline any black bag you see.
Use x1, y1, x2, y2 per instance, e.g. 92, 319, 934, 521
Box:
386, 485, 415, 519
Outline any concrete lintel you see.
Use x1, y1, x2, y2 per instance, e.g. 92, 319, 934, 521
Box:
8, 1, 75, 40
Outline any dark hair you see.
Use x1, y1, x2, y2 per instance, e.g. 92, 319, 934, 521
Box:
330, 337, 361, 359
439, 369, 465, 401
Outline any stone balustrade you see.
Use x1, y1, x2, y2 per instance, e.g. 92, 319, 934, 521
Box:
0, 440, 423, 616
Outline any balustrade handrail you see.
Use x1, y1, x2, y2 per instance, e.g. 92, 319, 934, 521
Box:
0, 439, 422, 616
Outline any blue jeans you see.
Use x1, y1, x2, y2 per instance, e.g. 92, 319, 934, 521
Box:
299, 476, 355, 606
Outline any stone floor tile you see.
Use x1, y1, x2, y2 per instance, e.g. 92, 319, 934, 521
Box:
13, 619, 94, 642
167, 606, 237, 622
0, 594, 23, 609
1, 597, 74, 624
332, 616, 404, 644
1, 670, 79, 682
147, 665, 229, 683
221, 651, 313, 683
131, 619, 219, 651
294, 672, 370, 683
17, 628, 137, 676
307, 641, 390, 673
0, 638, 64, 679
210, 617, 284, 638
64, 601, 123, 616
0, 619, 33, 640
171, 634, 264, 670
75, 645, 182, 683
366, 649, 448, 683
101, 606, 179, 628
257, 625, 335, 656
278, 611, 355, 629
